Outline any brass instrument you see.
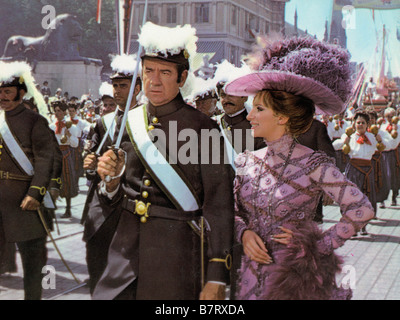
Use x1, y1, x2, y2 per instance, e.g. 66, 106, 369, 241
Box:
370, 124, 386, 152
60, 121, 72, 144
342, 127, 354, 155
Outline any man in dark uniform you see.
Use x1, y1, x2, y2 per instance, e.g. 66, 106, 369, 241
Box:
216, 82, 266, 155
92, 23, 234, 300
81, 54, 142, 293
297, 118, 336, 223
0, 61, 58, 299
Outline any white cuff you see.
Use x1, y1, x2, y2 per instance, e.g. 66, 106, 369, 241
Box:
98, 180, 120, 199
207, 281, 226, 286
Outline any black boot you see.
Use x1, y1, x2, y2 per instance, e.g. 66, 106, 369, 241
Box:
61, 208, 71, 218
360, 227, 368, 236
61, 198, 72, 218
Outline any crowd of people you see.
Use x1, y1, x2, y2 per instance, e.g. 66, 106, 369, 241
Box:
0, 21, 399, 301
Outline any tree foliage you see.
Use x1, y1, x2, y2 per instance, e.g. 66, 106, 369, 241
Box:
0, 0, 117, 71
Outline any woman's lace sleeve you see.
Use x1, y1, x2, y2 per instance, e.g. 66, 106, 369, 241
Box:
310, 159, 374, 253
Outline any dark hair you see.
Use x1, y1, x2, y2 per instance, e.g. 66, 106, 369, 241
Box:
67, 103, 78, 110
353, 111, 370, 124
52, 100, 67, 112
256, 90, 315, 136
176, 63, 187, 83
366, 110, 377, 121
22, 99, 38, 112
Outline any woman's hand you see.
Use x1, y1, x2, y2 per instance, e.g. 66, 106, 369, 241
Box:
242, 230, 272, 264
271, 226, 293, 245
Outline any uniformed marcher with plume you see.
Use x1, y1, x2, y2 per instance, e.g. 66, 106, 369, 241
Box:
224, 36, 374, 300
93, 22, 234, 300
0, 61, 61, 299
81, 53, 142, 294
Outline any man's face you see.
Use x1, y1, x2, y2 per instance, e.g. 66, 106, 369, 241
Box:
102, 97, 117, 115
142, 58, 188, 107
219, 89, 247, 115
112, 78, 132, 108
196, 97, 217, 117
68, 107, 77, 118
0, 86, 24, 111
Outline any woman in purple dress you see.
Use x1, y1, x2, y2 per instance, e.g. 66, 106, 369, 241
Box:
224, 36, 374, 300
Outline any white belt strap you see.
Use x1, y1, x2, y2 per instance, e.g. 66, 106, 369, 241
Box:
0, 110, 55, 209
101, 110, 117, 141
216, 114, 237, 171
126, 105, 200, 211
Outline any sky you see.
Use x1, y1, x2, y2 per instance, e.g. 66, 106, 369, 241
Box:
285, 0, 400, 79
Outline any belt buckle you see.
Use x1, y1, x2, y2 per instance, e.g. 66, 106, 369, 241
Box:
134, 200, 150, 223
0, 171, 9, 179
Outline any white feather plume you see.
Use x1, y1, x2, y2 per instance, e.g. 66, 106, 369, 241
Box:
0, 61, 49, 120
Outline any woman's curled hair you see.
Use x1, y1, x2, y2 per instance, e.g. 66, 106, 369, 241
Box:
257, 90, 315, 137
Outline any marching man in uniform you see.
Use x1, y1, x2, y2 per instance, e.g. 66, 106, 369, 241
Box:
0, 61, 59, 299
92, 22, 234, 300
81, 54, 142, 294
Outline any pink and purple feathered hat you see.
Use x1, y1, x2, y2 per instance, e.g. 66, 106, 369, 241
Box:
224, 36, 353, 115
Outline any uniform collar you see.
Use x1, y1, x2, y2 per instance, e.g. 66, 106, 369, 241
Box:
147, 93, 184, 118
4, 103, 25, 117
223, 108, 248, 126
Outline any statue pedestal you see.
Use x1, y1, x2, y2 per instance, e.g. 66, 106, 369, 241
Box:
34, 61, 103, 99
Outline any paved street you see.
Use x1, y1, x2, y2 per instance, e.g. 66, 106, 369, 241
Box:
1, 177, 400, 300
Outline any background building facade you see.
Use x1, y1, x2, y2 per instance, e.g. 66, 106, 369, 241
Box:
130, 0, 289, 68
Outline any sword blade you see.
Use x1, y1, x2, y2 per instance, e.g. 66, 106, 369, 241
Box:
37, 208, 81, 285
95, 108, 119, 156
114, 0, 149, 149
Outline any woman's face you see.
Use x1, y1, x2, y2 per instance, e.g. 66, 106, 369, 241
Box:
355, 117, 368, 135
247, 92, 288, 141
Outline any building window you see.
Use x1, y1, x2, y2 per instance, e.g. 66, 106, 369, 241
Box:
167, 4, 177, 24
231, 6, 237, 26
195, 3, 209, 23
147, 4, 159, 24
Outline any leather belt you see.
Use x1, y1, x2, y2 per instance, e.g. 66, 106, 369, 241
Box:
0, 170, 32, 181
122, 195, 202, 223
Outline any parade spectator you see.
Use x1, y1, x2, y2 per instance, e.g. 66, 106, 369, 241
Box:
40, 80, 51, 97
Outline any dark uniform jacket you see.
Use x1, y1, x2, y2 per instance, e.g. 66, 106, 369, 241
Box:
81, 110, 124, 294
93, 94, 234, 300
220, 109, 266, 153
80, 114, 115, 227
297, 119, 336, 159
0, 104, 55, 242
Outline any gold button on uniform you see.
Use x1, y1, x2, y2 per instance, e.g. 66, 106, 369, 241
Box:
152, 117, 159, 124
142, 191, 149, 199
144, 179, 151, 186
148, 125, 155, 131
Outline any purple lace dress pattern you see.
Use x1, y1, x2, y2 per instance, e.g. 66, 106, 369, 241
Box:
234, 134, 374, 300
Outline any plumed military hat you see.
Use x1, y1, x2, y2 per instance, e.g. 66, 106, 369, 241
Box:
138, 22, 198, 71
0, 61, 49, 118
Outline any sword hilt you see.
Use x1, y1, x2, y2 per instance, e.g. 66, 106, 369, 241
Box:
104, 145, 125, 183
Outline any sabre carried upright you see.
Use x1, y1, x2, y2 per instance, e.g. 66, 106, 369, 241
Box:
93, 21, 234, 300
82, 0, 145, 295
